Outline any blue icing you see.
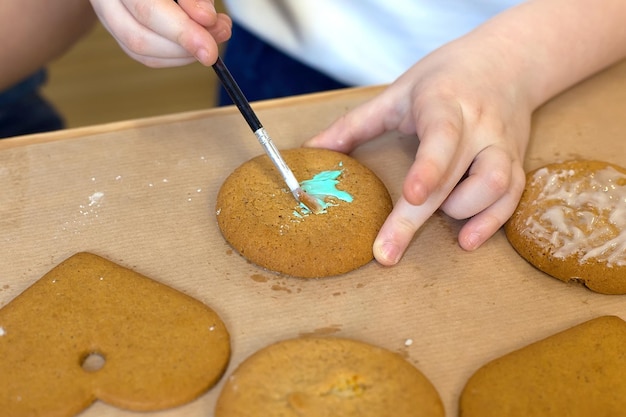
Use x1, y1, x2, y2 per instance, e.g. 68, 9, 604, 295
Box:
298, 169, 353, 214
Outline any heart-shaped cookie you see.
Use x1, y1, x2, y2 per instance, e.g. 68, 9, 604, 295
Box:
0, 252, 230, 416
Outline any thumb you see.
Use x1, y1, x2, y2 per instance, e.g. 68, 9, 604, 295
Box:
303, 88, 398, 153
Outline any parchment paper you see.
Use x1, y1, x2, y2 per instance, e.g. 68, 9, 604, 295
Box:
2, 60, 626, 417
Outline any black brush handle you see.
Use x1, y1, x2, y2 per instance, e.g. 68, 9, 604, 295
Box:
212, 56, 263, 132
170, 1, 261, 131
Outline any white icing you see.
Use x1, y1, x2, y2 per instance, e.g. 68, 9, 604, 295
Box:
523, 166, 626, 266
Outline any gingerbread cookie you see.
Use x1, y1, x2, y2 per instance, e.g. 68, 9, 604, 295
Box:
215, 336, 444, 417
460, 316, 626, 416
505, 160, 626, 294
0, 252, 230, 416
216, 148, 393, 278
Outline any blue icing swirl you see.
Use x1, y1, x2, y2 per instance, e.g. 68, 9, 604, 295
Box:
297, 169, 353, 214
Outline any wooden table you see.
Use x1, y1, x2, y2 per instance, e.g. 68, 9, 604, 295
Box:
2, 60, 626, 417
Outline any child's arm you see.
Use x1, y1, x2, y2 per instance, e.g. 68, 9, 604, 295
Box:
0, 0, 96, 90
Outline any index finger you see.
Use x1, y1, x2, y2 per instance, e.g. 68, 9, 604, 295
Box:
373, 193, 444, 266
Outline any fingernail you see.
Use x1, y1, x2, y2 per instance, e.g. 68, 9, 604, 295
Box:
301, 137, 318, 148
374, 241, 401, 266
215, 28, 231, 44
464, 232, 481, 250
199, 0, 217, 13
195, 48, 210, 65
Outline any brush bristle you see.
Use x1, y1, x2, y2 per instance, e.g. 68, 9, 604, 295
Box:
297, 189, 323, 214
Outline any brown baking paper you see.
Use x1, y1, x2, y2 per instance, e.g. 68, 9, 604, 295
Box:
2, 60, 626, 417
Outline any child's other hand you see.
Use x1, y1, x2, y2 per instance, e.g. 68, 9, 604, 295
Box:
305, 36, 530, 266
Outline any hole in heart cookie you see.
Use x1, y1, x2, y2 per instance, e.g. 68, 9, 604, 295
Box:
81, 351, 106, 372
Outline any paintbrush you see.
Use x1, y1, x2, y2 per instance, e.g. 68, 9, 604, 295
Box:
212, 57, 322, 213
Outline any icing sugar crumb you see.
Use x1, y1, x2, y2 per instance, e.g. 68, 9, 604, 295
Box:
404, 338, 413, 347
88, 192, 104, 207
209, 325, 216, 331
0, 327, 6, 337
62, 191, 106, 232
77, 192, 104, 216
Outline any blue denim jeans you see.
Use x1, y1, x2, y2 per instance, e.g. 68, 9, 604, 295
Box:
219, 22, 349, 106
0, 70, 64, 139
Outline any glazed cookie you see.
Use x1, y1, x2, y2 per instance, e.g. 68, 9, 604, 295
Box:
0, 252, 230, 416
216, 148, 393, 278
460, 316, 626, 417
505, 160, 626, 294
215, 336, 444, 417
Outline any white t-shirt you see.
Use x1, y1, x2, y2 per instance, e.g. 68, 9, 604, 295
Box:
223, 0, 525, 85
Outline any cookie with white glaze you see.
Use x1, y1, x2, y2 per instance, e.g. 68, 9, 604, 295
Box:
505, 160, 626, 294
215, 148, 392, 278
215, 336, 444, 417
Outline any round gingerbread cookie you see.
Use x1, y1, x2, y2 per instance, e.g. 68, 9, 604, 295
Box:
215, 148, 392, 278
215, 337, 444, 417
504, 160, 626, 294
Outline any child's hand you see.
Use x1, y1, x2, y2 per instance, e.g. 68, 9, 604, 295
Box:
89, 0, 231, 67
305, 36, 531, 266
